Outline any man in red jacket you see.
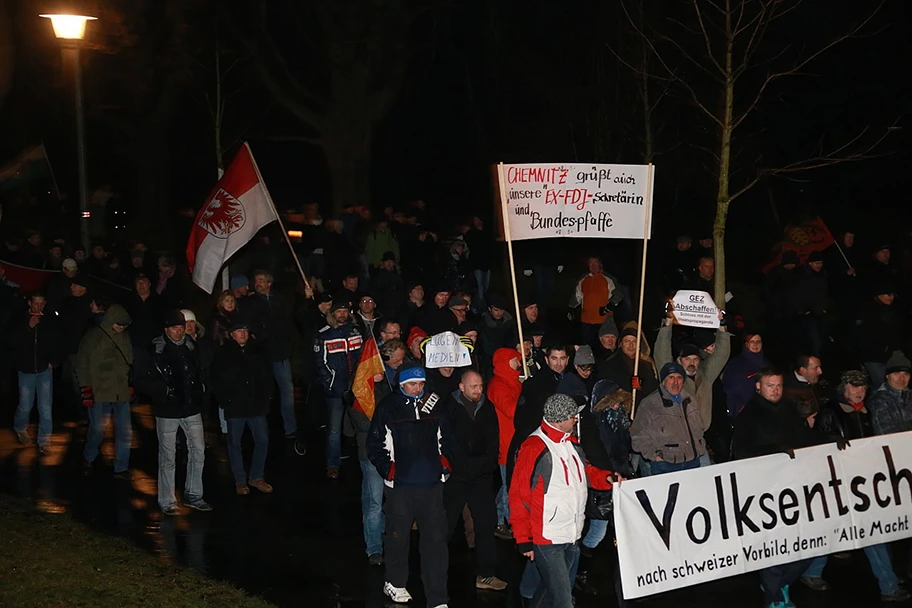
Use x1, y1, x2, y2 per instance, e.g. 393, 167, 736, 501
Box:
487, 347, 522, 539
510, 393, 618, 608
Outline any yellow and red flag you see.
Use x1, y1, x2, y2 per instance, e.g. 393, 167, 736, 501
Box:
352, 336, 386, 420
762, 216, 835, 273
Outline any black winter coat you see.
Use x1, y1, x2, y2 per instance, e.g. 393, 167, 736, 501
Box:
8, 311, 62, 373
133, 336, 204, 419
128, 293, 165, 350
506, 367, 561, 484
210, 338, 275, 418
246, 292, 294, 362
444, 391, 499, 482
815, 396, 873, 441
731, 394, 818, 460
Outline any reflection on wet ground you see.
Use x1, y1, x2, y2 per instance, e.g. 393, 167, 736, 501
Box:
1, 397, 904, 607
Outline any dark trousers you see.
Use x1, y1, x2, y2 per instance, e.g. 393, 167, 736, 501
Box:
384, 484, 449, 606
443, 477, 497, 577
758, 558, 812, 605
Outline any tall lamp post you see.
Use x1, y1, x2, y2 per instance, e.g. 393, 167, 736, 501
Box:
40, 13, 96, 252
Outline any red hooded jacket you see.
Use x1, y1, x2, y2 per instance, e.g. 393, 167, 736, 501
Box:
487, 348, 522, 465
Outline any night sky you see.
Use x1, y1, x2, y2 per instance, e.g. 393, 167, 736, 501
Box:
0, 0, 909, 264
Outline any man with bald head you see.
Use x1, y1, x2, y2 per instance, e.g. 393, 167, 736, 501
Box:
443, 369, 508, 591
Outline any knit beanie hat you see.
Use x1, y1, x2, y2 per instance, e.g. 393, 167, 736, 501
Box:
164, 310, 185, 328
399, 365, 427, 385
543, 393, 579, 423
885, 351, 912, 375
598, 316, 619, 338
660, 361, 686, 382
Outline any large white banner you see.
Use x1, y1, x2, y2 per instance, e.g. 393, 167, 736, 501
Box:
501, 163, 654, 240
615, 432, 912, 599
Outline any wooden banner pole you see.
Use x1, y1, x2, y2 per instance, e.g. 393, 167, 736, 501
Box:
630, 163, 654, 420
496, 162, 530, 379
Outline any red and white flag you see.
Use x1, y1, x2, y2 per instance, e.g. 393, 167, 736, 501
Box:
186, 143, 278, 293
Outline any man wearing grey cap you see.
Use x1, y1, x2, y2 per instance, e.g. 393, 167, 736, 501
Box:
510, 393, 618, 607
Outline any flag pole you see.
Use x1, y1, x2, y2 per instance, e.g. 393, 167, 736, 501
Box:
40, 141, 62, 201
246, 143, 311, 292
496, 162, 529, 379
630, 163, 654, 420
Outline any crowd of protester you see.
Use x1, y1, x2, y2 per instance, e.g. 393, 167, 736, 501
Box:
3, 203, 912, 608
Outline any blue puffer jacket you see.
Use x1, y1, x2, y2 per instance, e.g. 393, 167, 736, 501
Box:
313, 315, 363, 397
367, 387, 453, 487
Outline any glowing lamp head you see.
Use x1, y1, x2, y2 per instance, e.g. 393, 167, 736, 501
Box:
40, 14, 96, 40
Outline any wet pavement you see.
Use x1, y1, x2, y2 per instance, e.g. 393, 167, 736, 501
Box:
1, 393, 908, 608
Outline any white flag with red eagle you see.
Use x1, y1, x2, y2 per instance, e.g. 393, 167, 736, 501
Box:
186, 143, 278, 293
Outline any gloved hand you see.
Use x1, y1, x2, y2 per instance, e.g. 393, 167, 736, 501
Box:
80, 386, 95, 408
781, 448, 796, 460
523, 269, 533, 277
557, 265, 564, 273
836, 439, 851, 451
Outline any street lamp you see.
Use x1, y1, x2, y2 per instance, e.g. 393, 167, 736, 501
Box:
40, 13, 96, 252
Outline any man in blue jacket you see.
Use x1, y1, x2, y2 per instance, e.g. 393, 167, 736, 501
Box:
367, 365, 453, 607
315, 299, 363, 478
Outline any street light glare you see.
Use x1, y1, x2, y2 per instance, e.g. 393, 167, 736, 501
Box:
39, 14, 96, 40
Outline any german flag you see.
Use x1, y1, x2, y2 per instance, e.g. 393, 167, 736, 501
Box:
352, 336, 386, 420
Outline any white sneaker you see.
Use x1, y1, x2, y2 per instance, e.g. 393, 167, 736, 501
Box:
383, 582, 413, 603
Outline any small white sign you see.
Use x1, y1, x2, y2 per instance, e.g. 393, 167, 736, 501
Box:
672, 290, 720, 329
424, 331, 472, 369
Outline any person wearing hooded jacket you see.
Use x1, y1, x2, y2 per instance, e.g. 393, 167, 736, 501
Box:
77, 303, 134, 478
857, 281, 903, 389
366, 365, 453, 607
487, 347, 522, 538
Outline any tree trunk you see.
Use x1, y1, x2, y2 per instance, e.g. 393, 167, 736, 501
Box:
713, 8, 735, 307
322, 131, 372, 213
132, 129, 173, 249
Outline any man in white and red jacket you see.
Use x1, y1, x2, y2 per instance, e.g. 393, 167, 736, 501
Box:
509, 393, 618, 607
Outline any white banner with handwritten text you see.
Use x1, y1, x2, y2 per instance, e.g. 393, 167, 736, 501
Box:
500, 163, 654, 240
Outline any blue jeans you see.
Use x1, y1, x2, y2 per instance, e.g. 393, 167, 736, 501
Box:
473, 269, 491, 313
804, 543, 899, 595
532, 542, 580, 608
325, 397, 344, 468
84, 401, 132, 473
649, 457, 702, 476
360, 460, 385, 556
273, 360, 296, 436
14, 368, 53, 446
156, 414, 206, 509
227, 416, 269, 484
496, 464, 510, 525
583, 519, 609, 549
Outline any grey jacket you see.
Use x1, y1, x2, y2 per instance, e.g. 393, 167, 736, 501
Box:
654, 323, 730, 430
630, 385, 707, 464
870, 383, 912, 436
